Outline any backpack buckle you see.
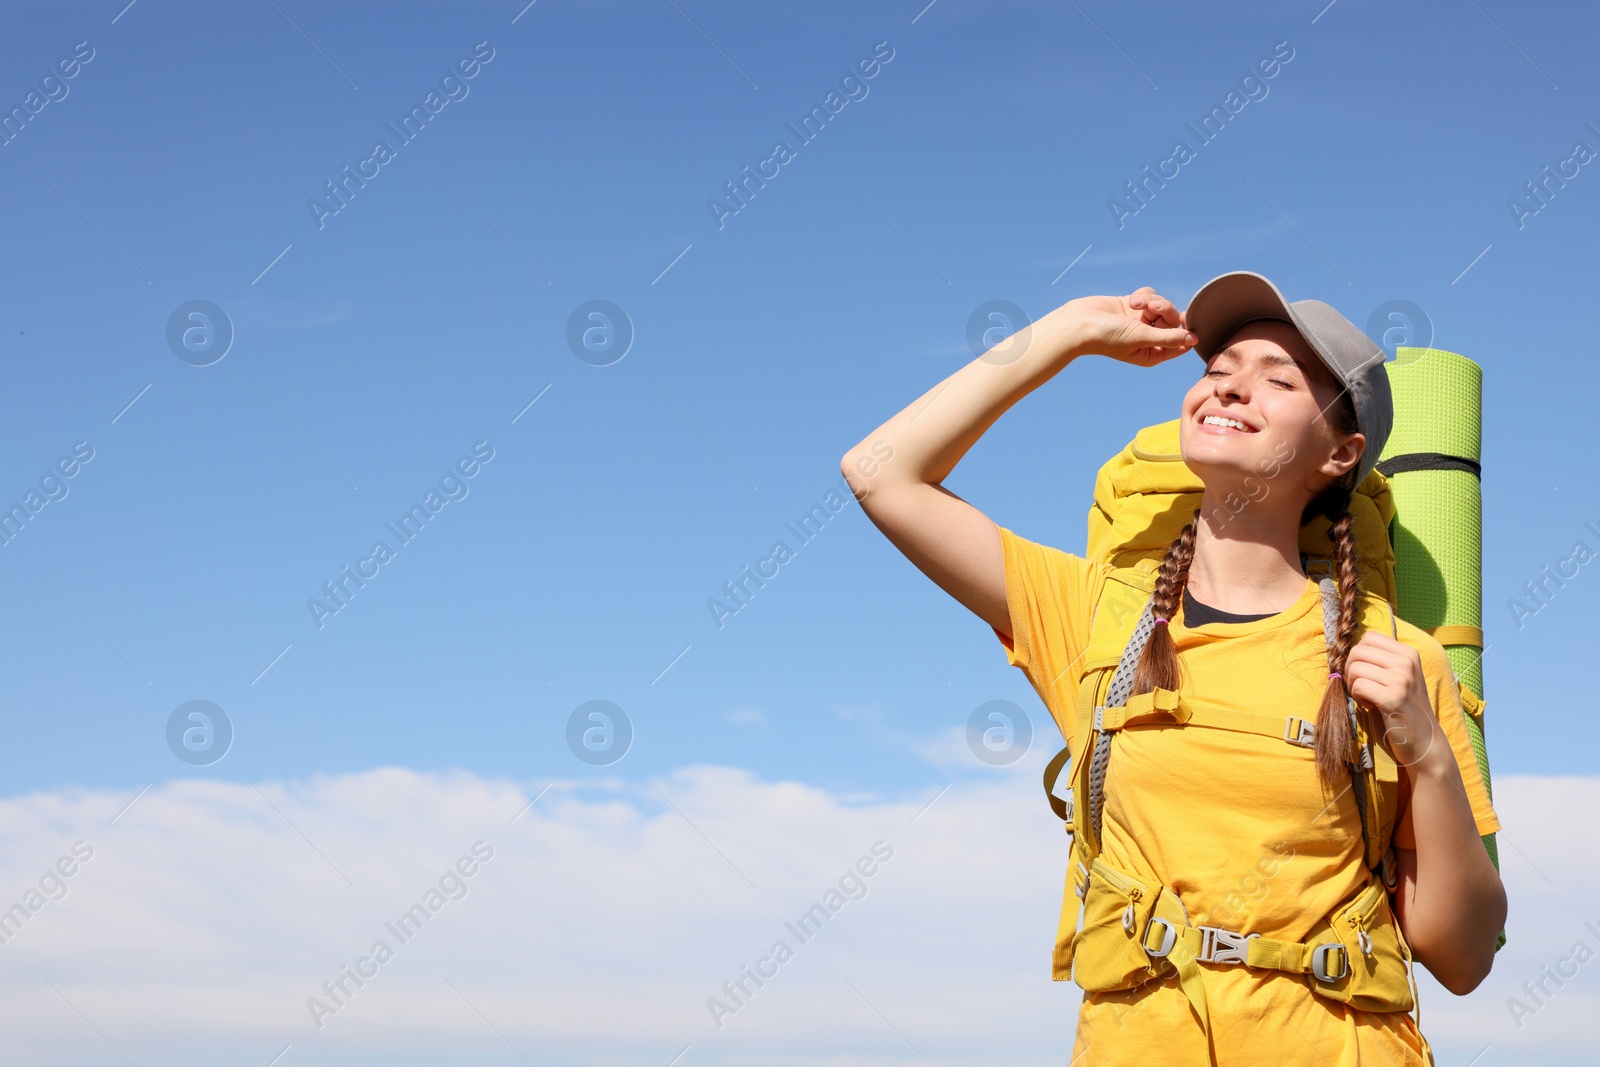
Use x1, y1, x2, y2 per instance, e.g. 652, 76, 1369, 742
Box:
1142, 916, 1178, 958
1310, 942, 1348, 982
1196, 925, 1259, 965
1284, 717, 1316, 748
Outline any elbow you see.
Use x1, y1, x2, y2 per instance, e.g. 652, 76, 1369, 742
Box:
1415, 886, 1507, 996
1435, 953, 1495, 996
1413, 932, 1497, 995
839, 451, 867, 507
840, 440, 896, 509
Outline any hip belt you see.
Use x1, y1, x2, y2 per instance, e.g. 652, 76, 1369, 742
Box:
1073, 854, 1424, 1038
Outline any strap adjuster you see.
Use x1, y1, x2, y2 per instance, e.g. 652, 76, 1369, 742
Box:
1284, 717, 1316, 748
1073, 862, 1090, 900
1379, 847, 1398, 891
1310, 942, 1348, 982
1195, 925, 1260, 965
1142, 916, 1178, 958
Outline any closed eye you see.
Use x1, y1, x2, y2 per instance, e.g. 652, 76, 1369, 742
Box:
1206, 369, 1296, 389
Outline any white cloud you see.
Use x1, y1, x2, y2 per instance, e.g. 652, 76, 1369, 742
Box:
910, 723, 974, 767
0, 768, 1591, 1066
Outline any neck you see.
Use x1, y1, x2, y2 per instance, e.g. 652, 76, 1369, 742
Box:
1183, 490, 1310, 615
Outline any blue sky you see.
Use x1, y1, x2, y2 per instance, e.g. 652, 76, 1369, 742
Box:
3, 0, 1593, 796
1, 2, 1598, 1062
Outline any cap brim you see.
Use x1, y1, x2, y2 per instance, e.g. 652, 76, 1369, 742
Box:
1187, 271, 1300, 362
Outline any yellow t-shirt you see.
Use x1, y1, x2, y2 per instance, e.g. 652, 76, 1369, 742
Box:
992, 526, 1500, 1066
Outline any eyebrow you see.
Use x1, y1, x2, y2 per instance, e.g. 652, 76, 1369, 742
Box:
1213, 346, 1302, 369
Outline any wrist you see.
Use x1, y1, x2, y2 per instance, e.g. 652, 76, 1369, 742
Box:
1032, 305, 1093, 366
1407, 731, 1460, 783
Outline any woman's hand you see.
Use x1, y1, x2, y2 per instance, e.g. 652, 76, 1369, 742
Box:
1050, 286, 1198, 367
1343, 631, 1445, 771
1350, 630, 1507, 995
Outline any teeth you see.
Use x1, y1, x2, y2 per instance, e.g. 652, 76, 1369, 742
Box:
1202, 415, 1251, 431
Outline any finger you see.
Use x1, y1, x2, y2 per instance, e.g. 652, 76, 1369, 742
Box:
1346, 643, 1407, 671
1138, 323, 1199, 348
1347, 675, 1378, 703
1127, 290, 1185, 329
1138, 294, 1184, 330
1348, 636, 1414, 667
1150, 293, 1184, 328
1341, 662, 1393, 692
1343, 653, 1398, 682
1355, 631, 1406, 654
1348, 676, 1398, 709
1348, 670, 1406, 705
1344, 662, 1408, 697
1369, 633, 1424, 671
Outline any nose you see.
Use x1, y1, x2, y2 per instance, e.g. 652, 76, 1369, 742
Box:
1213, 368, 1248, 403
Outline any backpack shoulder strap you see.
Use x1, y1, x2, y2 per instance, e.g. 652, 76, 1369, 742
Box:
1041, 565, 1155, 823
1071, 567, 1160, 856
1043, 564, 1158, 982
1369, 595, 1403, 873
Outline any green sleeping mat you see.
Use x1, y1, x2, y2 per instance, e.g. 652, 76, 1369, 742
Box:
1378, 346, 1502, 947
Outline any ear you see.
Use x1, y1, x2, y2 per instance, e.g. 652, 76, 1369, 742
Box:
1317, 431, 1365, 482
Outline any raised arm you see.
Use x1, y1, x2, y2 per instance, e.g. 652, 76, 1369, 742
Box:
839, 288, 1196, 638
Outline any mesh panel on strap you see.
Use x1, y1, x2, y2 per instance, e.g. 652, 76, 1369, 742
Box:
1088, 599, 1156, 847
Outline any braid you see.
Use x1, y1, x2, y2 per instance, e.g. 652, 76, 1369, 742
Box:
1313, 508, 1362, 787
1128, 478, 1365, 786
1299, 385, 1367, 788
1130, 507, 1200, 696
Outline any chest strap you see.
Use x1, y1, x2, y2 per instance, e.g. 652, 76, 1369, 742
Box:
1093, 687, 1322, 748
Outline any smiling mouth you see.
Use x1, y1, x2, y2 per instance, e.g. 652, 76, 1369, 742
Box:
1199, 414, 1257, 433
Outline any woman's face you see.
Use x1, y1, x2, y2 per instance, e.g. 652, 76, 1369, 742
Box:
1178, 319, 1364, 503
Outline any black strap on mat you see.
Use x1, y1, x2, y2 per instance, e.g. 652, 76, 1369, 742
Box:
1375, 452, 1481, 479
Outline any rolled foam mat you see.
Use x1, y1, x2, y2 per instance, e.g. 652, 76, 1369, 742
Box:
1379, 346, 1498, 877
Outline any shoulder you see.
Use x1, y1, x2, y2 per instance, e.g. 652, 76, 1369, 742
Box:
1346, 592, 1456, 683
1389, 612, 1455, 680
997, 526, 1116, 588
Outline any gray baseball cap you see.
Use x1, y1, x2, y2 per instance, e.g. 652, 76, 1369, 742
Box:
1185, 270, 1393, 487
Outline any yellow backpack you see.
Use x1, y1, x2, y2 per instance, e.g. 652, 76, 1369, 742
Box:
1040, 419, 1427, 1045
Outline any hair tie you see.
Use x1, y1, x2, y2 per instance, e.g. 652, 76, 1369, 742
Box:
1153, 618, 1168, 627
1328, 672, 1342, 681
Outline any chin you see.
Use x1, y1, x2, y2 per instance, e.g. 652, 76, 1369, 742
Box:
1182, 434, 1270, 484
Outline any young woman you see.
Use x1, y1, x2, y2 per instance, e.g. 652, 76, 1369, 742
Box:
839, 276, 1505, 1065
